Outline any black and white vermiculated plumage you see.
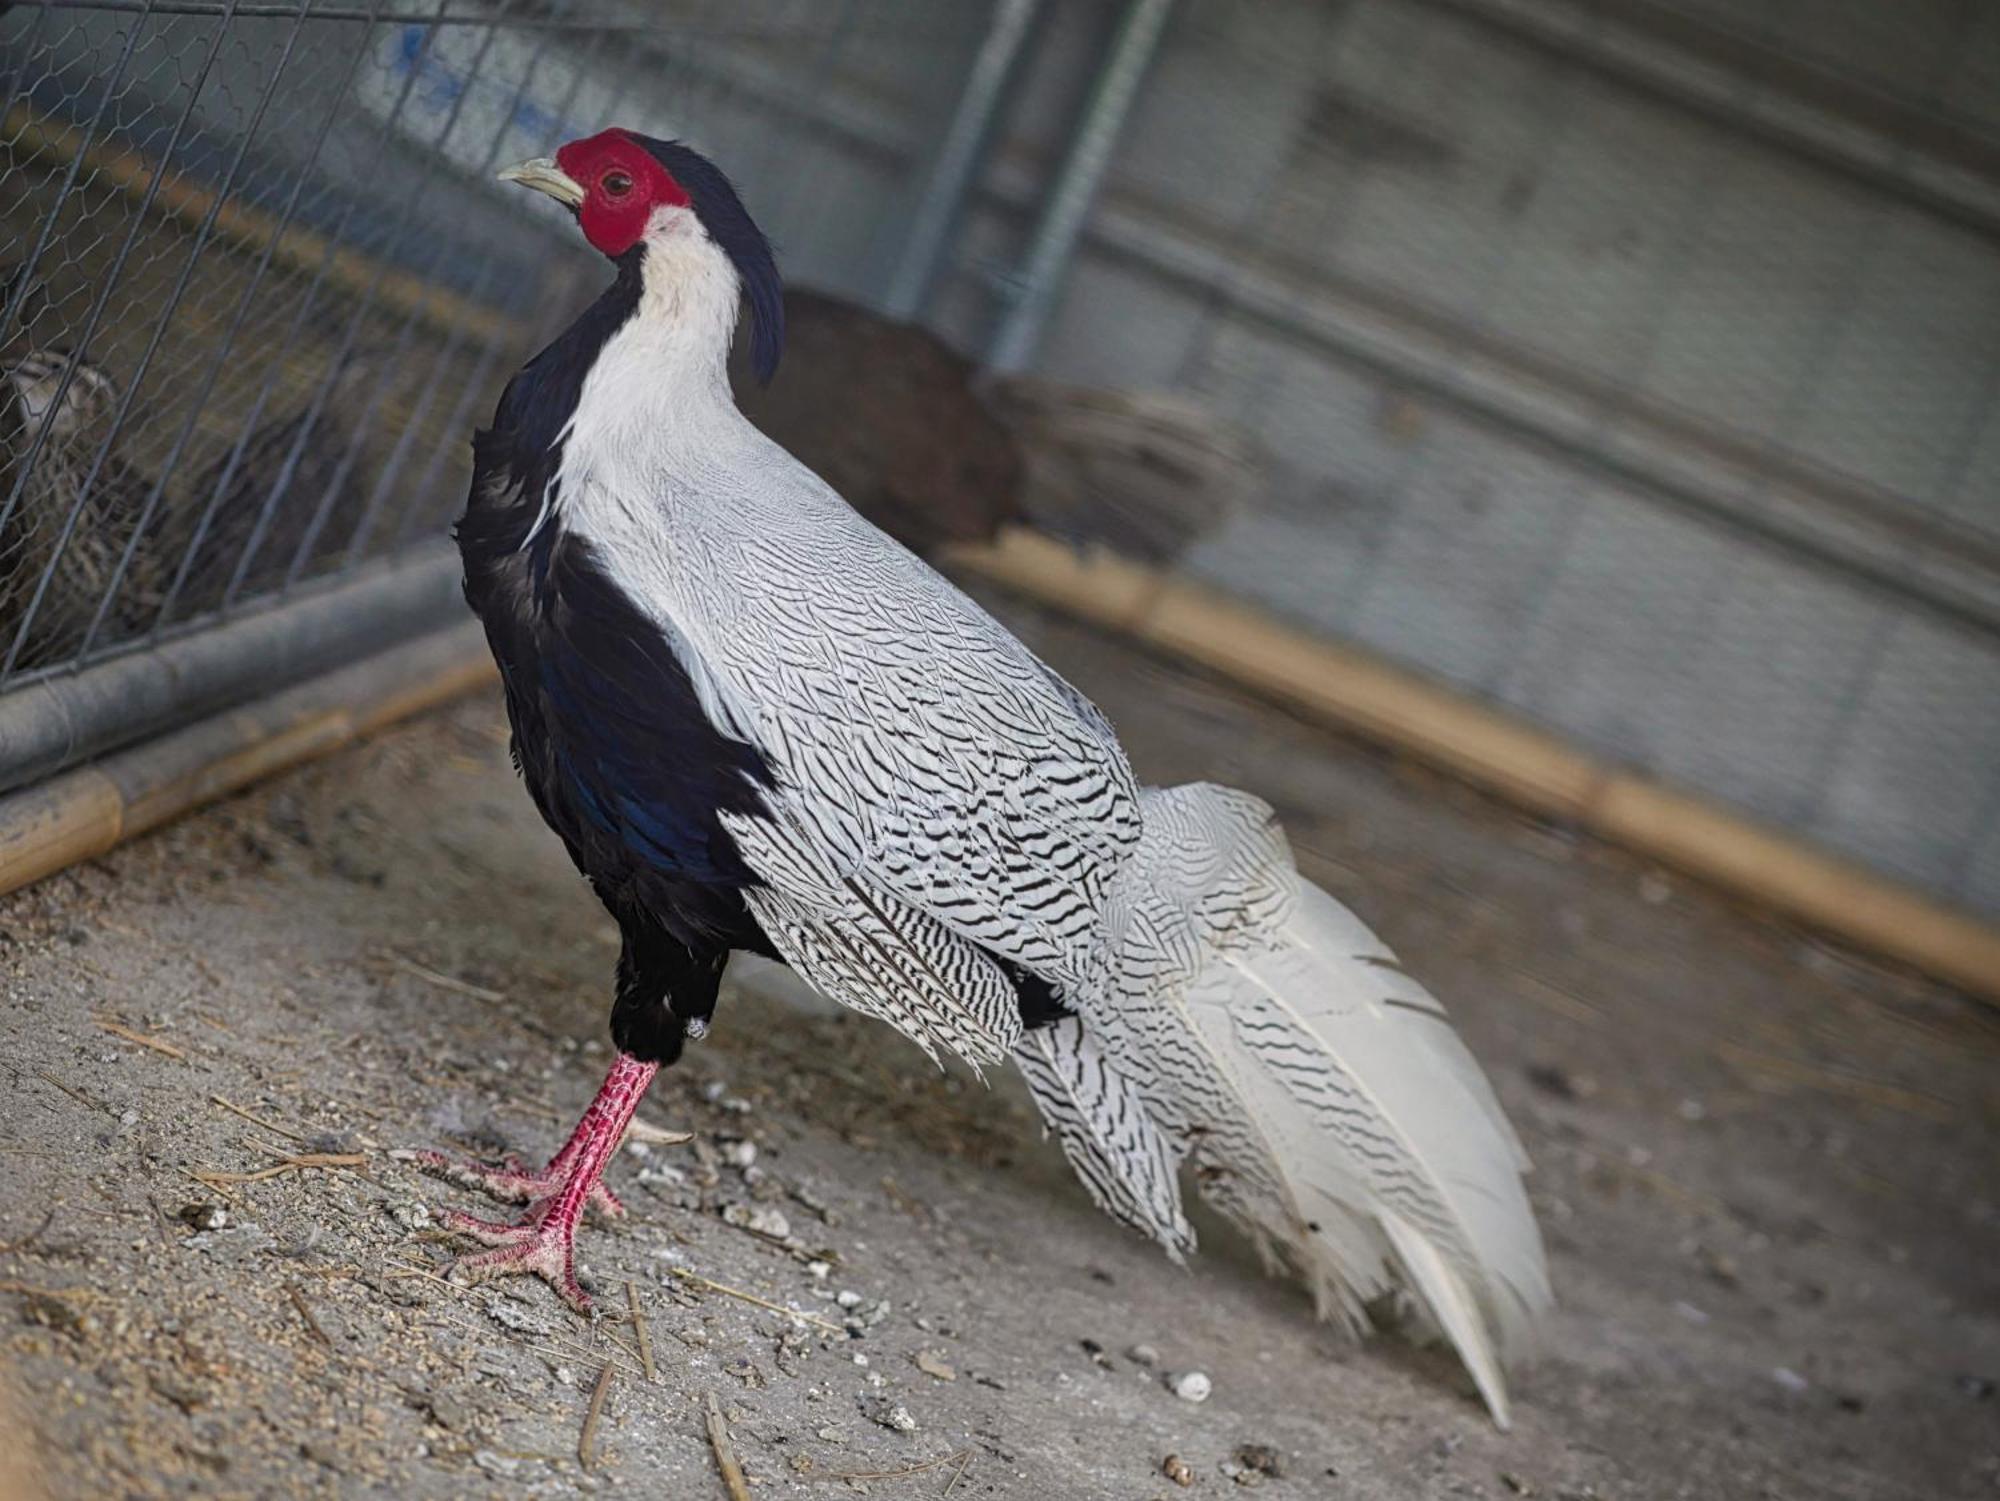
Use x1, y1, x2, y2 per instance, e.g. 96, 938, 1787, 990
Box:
436, 129, 1551, 1425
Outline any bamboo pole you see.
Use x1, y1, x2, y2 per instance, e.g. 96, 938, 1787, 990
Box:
0, 622, 494, 899
948, 527, 2000, 1005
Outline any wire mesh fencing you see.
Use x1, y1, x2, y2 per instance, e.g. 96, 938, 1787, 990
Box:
0, 0, 992, 691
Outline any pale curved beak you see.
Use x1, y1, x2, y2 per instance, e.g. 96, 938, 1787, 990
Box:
498, 157, 585, 209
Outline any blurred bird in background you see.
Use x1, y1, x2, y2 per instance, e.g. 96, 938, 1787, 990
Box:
0, 270, 166, 668
166, 351, 383, 618
730, 287, 1020, 556
436, 128, 1550, 1426
985, 375, 1259, 564
733, 288, 1256, 565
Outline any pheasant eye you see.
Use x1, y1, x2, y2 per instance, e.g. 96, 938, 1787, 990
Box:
601, 169, 633, 197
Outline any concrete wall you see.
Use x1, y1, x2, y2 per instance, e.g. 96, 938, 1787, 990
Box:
926, 0, 2000, 918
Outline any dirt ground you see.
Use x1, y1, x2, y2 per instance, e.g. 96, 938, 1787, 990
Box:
1, 589, 1996, 1501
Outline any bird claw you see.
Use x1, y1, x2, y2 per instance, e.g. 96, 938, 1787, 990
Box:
415, 1147, 626, 1313
410, 1053, 663, 1317
438, 1207, 538, 1245
411, 1148, 626, 1221
439, 1208, 594, 1312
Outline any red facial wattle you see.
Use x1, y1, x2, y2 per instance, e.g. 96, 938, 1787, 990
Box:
554, 128, 691, 258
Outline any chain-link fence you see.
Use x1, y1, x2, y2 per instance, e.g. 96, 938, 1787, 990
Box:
0, 0, 993, 690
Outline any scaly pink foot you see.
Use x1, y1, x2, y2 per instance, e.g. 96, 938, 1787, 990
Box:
415, 1053, 659, 1312
411, 1149, 628, 1221
435, 1200, 598, 1309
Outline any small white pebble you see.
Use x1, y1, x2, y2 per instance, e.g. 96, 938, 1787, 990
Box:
851, 1353, 869, 1367
182, 1203, 229, 1232
721, 1203, 791, 1240
1127, 1344, 1159, 1367
1168, 1370, 1212, 1403
807, 1260, 832, 1282
836, 1290, 863, 1309
1771, 1367, 1810, 1393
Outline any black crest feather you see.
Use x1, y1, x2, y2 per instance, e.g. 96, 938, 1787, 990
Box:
630, 135, 785, 384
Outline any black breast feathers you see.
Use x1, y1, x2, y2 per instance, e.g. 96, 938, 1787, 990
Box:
455, 251, 773, 954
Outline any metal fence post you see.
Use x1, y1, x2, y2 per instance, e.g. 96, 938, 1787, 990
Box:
880, 0, 1044, 322
984, 0, 1173, 375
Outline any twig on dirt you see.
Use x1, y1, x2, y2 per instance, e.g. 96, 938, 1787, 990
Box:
36, 1070, 114, 1117
0, 1208, 56, 1256
578, 1362, 615, 1471
626, 1281, 657, 1383
493, 1097, 563, 1125
209, 1095, 308, 1143
1505, 967, 1606, 1028
94, 1019, 186, 1059
418, 1301, 643, 1382
382, 1262, 646, 1377
1619, 1159, 1727, 1216
191, 1152, 367, 1187
377, 950, 506, 1003
145, 1195, 174, 1249
179, 1167, 241, 1206
944, 1450, 974, 1495
822, 1450, 974, 1485
288, 1284, 332, 1346
665, 1267, 844, 1333
704, 1391, 753, 1501
624, 1118, 695, 1147
1715, 1041, 1953, 1121
0, 1280, 111, 1303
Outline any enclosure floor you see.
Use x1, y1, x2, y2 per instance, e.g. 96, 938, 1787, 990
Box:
1, 591, 1993, 1501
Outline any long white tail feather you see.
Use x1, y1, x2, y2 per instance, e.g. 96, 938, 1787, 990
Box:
1013, 1016, 1194, 1259
1379, 1208, 1515, 1429
1045, 782, 1550, 1425
1206, 880, 1550, 1366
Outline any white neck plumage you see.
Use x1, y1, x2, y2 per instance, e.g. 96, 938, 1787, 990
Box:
632, 221, 742, 395
547, 206, 765, 542
573, 205, 750, 452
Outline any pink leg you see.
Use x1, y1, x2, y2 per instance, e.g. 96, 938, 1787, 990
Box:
415, 1052, 658, 1311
